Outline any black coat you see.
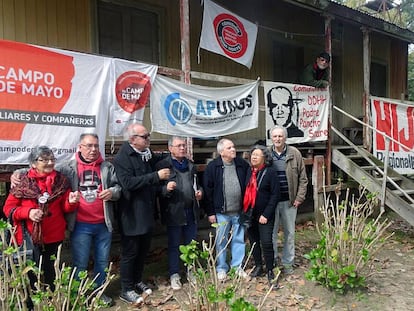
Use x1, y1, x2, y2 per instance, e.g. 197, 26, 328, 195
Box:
203, 156, 249, 216
155, 156, 201, 226
113, 142, 163, 236
245, 166, 280, 221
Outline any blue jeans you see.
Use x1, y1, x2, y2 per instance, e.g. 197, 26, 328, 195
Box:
71, 222, 112, 287
272, 200, 297, 266
215, 213, 246, 273
167, 208, 197, 276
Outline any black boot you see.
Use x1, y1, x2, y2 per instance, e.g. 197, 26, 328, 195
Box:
251, 266, 264, 277
267, 269, 280, 289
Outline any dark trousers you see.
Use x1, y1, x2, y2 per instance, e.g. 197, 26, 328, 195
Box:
40, 242, 61, 290
120, 233, 152, 292
247, 219, 274, 272
167, 208, 197, 276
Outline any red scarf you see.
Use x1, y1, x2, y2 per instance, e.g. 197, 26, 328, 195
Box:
11, 168, 69, 245
243, 165, 265, 212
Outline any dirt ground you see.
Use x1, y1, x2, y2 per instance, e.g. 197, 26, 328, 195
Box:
103, 212, 414, 311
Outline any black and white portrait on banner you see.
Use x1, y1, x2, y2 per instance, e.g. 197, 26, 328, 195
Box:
263, 81, 330, 145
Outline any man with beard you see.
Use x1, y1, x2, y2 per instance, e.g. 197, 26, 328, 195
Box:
299, 51, 330, 88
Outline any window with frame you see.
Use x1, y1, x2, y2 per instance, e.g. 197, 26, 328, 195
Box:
97, 0, 160, 64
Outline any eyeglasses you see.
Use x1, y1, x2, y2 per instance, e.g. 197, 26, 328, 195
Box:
133, 134, 151, 140
81, 144, 100, 150
172, 144, 186, 148
250, 154, 264, 158
37, 158, 56, 163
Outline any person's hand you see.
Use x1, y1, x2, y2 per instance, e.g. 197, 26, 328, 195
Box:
157, 168, 170, 180
29, 208, 44, 222
10, 172, 21, 188
69, 191, 80, 204
208, 215, 217, 224
293, 200, 302, 208
259, 215, 268, 224
166, 181, 176, 192
98, 189, 112, 201
195, 189, 202, 200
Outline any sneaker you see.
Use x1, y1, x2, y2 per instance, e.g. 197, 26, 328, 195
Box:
217, 271, 227, 280
135, 281, 152, 295
119, 290, 143, 306
170, 273, 182, 290
99, 293, 113, 307
236, 268, 249, 279
283, 264, 294, 275
250, 266, 264, 277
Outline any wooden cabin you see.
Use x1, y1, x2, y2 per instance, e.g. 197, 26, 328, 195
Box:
0, 0, 413, 216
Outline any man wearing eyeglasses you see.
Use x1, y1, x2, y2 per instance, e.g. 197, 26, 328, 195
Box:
299, 51, 330, 88
155, 136, 203, 290
267, 86, 304, 138
10, 133, 121, 306
113, 123, 170, 306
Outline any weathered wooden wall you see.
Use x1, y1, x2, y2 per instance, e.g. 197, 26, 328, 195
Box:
0, 0, 410, 145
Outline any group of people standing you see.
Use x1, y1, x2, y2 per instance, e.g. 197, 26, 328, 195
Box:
204, 126, 308, 287
3, 123, 308, 307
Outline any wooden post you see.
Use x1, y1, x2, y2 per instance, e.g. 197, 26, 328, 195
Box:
312, 155, 325, 226
362, 27, 371, 152
324, 14, 332, 186
179, 0, 194, 160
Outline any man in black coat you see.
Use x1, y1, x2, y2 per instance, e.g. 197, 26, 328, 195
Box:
113, 123, 170, 306
155, 136, 203, 290
203, 138, 250, 280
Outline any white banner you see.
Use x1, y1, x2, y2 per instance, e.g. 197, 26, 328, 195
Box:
263, 82, 329, 144
371, 96, 414, 174
0, 39, 157, 164
109, 58, 157, 136
199, 0, 258, 69
151, 75, 259, 137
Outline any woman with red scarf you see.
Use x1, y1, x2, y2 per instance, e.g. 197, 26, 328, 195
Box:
243, 145, 280, 286
3, 146, 80, 290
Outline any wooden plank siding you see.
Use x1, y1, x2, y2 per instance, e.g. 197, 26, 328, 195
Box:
0, 0, 411, 146
0, 0, 91, 52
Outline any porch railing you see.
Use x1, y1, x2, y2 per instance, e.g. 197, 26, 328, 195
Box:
332, 105, 414, 212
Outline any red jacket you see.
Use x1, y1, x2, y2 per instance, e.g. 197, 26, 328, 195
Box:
3, 188, 77, 245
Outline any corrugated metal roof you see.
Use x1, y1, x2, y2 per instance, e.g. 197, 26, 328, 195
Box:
285, 0, 414, 43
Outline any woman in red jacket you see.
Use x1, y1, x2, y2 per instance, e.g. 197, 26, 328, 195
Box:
3, 146, 80, 290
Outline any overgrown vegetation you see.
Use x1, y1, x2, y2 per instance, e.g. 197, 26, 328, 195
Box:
177, 224, 277, 311
0, 219, 113, 310
304, 184, 393, 294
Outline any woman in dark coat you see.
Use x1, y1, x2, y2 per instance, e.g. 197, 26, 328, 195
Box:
243, 145, 280, 286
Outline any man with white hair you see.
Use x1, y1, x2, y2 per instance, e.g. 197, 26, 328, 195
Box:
203, 138, 249, 280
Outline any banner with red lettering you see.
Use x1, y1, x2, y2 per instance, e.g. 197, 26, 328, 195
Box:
199, 0, 258, 69
263, 81, 329, 144
0, 39, 157, 164
371, 96, 414, 174
109, 58, 158, 136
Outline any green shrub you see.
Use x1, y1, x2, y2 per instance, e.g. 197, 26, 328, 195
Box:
0, 219, 113, 310
177, 223, 276, 311
304, 185, 393, 294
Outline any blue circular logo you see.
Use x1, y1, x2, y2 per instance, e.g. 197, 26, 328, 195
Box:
164, 93, 192, 125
